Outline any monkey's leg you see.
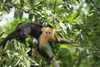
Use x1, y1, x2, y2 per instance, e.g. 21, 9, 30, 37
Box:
23, 35, 33, 48
22, 35, 35, 57
28, 39, 34, 49
27, 39, 35, 57
0, 31, 18, 48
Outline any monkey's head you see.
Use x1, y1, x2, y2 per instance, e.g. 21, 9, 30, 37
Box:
41, 25, 54, 39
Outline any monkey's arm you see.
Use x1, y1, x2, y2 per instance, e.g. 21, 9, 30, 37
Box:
54, 39, 74, 44
51, 36, 74, 44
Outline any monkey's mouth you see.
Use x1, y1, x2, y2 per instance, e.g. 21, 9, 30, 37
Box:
46, 36, 50, 38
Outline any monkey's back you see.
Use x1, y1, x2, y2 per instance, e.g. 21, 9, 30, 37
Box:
0, 22, 43, 47
15, 22, 43, 39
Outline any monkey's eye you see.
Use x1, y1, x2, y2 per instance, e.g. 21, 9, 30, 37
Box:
49, 32, 51, 34
46, 32, 48, 34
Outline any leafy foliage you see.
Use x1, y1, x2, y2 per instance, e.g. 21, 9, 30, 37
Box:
0, 37, 39, 67
0, 0, 100, 67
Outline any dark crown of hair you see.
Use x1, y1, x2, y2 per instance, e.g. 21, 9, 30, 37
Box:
46, 24, 53, 28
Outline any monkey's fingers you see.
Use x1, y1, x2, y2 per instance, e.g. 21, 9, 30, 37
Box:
69, 39, 75, 44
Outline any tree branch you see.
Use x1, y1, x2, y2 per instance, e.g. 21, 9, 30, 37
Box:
43, 42, 60, 67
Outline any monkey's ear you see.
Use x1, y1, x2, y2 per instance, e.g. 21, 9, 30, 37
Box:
41, 27, 46, 31
52, 29, 55, 34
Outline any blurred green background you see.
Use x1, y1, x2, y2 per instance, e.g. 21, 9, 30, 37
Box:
0, 0, 100, 67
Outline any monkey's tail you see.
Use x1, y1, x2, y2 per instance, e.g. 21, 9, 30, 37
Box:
0, 31, 18, 48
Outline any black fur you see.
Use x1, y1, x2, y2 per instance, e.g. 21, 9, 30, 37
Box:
0, 22, 43, 48
46, 24, 53, 28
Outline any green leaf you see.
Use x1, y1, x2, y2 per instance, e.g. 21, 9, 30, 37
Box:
0, 32, 4, 37
25, 38, 30, 47
61, 19, 64, 23
27, 57, 39, 66
60, 45, 68, 48
13, 58, 20, 66
14, 9, 19, 18
14, 9, 23, 18
29, 14, 33, 21
27, 0, 34, 6
34, 0, 40, 5
27, 0, 40, 7
4, 41, 9, 50
54, 0, 57, 13
26, 48, 31, 53
19, 10, 23, 18
88, 13, 93, 16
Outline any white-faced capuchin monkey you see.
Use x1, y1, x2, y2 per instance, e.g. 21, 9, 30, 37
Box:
0, 22, 74, 61
39, 26, 55, 48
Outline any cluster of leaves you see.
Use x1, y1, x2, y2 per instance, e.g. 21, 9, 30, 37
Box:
0, 0, 100, 67
0, 33, 39, 67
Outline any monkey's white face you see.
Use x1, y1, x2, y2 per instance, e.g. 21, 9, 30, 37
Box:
45, 28, 52, 38
41, 27, 54, 39
45, 31, 52, 38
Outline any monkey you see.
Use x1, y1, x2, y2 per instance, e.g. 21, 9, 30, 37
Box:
0, 22, 74, 60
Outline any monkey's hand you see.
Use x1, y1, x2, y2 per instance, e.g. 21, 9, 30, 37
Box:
67, 39, 74, 44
